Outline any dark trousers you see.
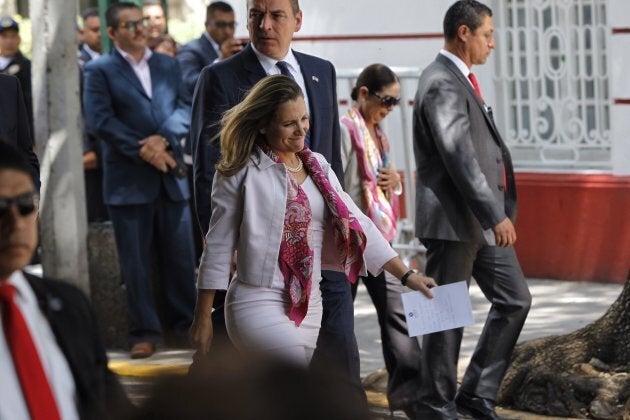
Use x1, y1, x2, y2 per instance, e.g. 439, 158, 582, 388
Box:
84, 168, 109, 222
311, 270, 366, 408
351, 271, 422, 411
186, 163, 203, 263
108, 194, 197, 346
415, 240, 531, 420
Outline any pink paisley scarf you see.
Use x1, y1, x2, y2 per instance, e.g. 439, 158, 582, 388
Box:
263, 146, 366, 326
341, 107, 398, 242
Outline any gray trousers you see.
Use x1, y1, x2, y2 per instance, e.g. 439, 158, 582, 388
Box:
415, 240, 532, 420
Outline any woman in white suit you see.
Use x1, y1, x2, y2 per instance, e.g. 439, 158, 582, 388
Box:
189, 75, 436, 366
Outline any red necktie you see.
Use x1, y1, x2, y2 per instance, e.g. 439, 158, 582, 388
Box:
0, 283, 62, 420
468, 72, 483, 100
468, 72, 507, 191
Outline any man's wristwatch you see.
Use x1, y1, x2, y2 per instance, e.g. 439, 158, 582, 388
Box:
400, 269, 417, 286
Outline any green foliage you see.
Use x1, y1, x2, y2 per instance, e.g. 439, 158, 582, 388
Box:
168, 17, 201, 45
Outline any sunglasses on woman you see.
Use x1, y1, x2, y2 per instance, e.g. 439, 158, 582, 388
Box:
0, 192, 38, 218
370, 91, 401, 108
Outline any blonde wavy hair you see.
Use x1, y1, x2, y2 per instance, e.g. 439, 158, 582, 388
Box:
216, 75, 304, 177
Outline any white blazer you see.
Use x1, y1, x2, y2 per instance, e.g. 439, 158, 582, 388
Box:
197, 147, 397, 291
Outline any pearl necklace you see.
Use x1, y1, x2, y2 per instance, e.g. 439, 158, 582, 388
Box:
285, 156, 303, 173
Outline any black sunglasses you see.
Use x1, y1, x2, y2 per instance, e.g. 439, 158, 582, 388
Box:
119, 18, 148, 31
0, 192, 38, 218
370, 91, 401, 108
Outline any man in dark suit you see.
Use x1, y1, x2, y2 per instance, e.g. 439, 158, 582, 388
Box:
0, 74, 39, 190
0, 141, 129, 419
177, 2, 242, 261
0, 16, 33, 135
412, 1, 532, 419
78, 8, 102, 69
189, 0, 361, 404
78, 7, 109, 223
83, 2, 197, 359
177, 1, 242, 98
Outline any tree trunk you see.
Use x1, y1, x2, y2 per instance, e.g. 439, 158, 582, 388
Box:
31, 0, 89, 294
0, 0, 17, 15
497, 278, 630, 419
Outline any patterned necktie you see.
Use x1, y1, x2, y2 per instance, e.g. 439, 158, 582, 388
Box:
468, 72, 483, 100
0, 283, 62, 420
276, 61, 294, 80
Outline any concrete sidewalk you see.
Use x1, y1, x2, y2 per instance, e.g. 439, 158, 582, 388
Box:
108, 278, 624, 418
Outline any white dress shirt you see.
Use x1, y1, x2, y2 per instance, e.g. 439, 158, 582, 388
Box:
116, 46, 153, 98
0, 271, 79, 420
250, 44, 311, 115
203, 31, 221, 58
83, 44, 101, 61
440, 48, 476, 90
0, 55, 13, 70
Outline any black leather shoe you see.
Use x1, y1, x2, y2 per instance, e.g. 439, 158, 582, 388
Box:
401, 404, 418, 419
454, 391, 500, 420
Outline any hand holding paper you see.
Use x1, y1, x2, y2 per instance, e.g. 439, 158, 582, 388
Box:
401, 281, 474, 337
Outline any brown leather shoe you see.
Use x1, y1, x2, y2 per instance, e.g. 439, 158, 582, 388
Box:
130, 342, 155, 359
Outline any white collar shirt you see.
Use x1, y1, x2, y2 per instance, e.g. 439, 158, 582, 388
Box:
440, 48, 476, 90
250, 44, 310, 114
203, 31, 221, 57
0, 55, 13, 70
0, 271, 79, 420
83, 44, 101, 61
117, 46, 153, 98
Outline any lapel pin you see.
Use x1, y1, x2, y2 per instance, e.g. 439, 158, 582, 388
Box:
312, 75, 319, 83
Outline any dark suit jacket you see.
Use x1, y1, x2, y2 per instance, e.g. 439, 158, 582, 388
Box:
83, 49, 191, 206
176, 34, 218, 99
0, 74, 39, 189
23, 272, 130, 419
412, 54, 517, 244
78, 45, 100, 155
189, 44, 342, 232
1, 52, 33, 134
78, 44, 94, 71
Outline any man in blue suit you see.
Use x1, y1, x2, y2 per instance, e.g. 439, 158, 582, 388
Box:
83, 2, 196, 359
189, 0, 363, 406
177, 1, 242, 99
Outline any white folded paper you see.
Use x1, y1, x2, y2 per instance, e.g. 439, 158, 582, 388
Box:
401, 281, 474, 337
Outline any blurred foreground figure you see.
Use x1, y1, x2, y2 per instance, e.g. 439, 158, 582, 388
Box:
131, 352, 370, 420
0, 142, 129, 420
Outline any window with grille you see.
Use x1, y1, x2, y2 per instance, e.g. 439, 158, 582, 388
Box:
493, 0, 611, 169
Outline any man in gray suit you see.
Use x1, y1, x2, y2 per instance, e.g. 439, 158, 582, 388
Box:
412, 1, 531, 419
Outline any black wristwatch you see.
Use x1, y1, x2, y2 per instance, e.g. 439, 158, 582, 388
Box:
400, 269, 416, 286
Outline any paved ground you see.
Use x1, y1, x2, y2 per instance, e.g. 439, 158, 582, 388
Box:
108, 278, 624, 418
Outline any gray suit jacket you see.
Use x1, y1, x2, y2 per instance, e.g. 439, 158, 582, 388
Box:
412, 54, 517, 244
